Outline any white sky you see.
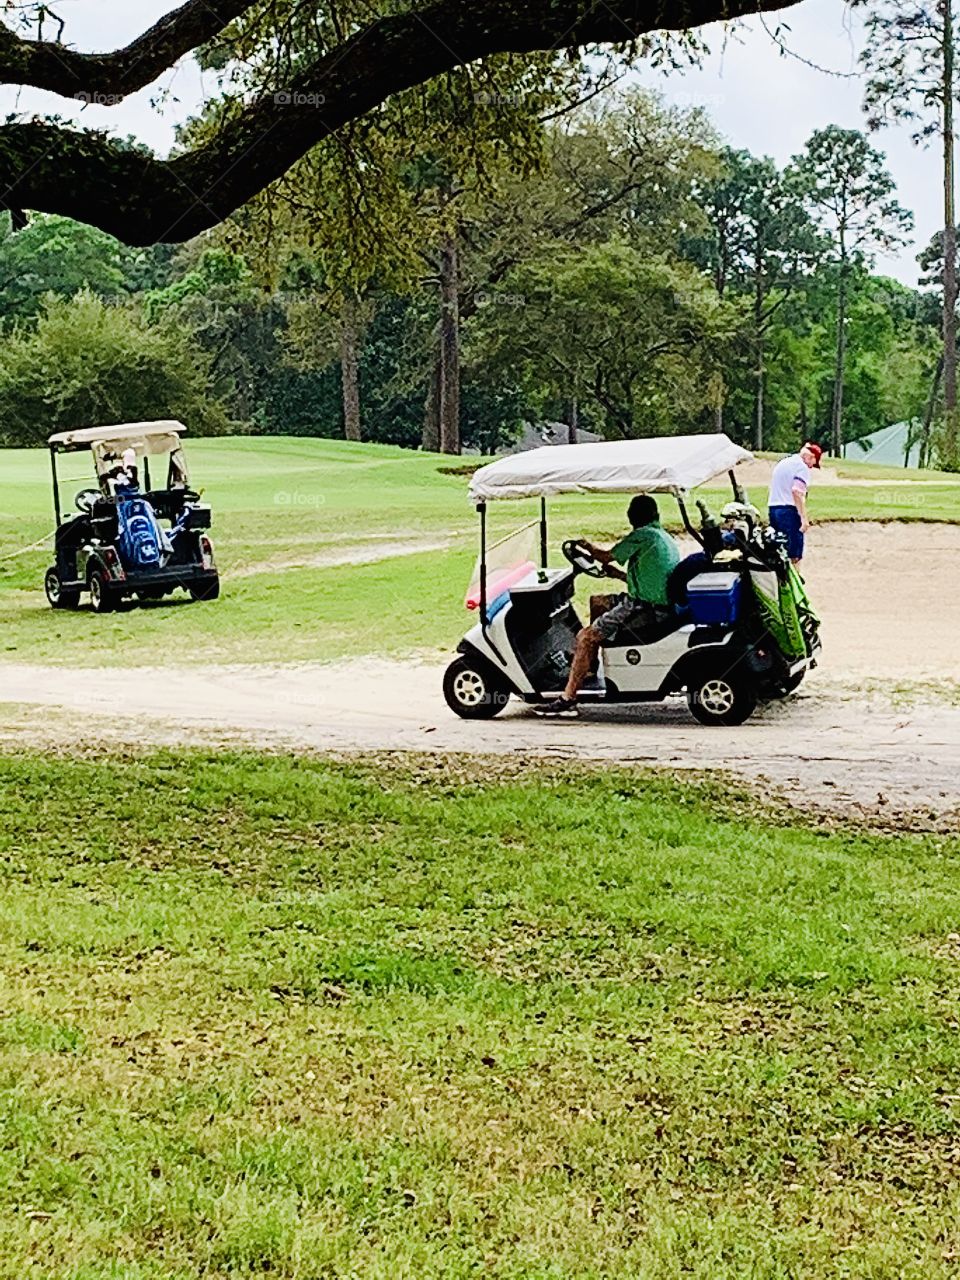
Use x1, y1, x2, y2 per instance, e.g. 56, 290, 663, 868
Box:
0, 0, 941, 284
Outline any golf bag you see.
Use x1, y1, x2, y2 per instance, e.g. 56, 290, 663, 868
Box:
115, 493, 173, 572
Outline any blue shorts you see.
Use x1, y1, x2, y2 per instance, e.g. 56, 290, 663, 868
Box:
769, 505, 804, 560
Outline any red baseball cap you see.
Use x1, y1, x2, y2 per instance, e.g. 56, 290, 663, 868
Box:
803, 442, 823, 468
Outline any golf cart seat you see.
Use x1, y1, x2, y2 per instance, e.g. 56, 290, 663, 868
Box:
611, 607, 686, 648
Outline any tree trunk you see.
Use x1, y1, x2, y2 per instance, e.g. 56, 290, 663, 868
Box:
568, 395, 579, 445
944, 0, 959, 465
340, 294, 362, 443
422, 356, 441, 452
753, 239, 765, 451
831, 249, 849, 457
715, 244, 727, 435
438, 228, 461, 455
921, 353, 945, 469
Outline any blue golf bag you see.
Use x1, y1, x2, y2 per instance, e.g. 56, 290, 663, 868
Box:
115, 492, 173, 572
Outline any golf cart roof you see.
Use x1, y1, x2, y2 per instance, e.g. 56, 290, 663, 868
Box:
48, 421, 187, 453
468, 433, 753, 504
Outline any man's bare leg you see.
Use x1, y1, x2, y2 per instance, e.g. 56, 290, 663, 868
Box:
564, 626, 603, 702
590, 595, 617, 623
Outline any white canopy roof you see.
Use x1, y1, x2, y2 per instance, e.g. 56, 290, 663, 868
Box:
468, 433, 753, 503
49, 421, 187, 451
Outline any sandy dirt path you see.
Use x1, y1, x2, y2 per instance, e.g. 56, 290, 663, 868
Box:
1, 660, 957, 821
1, 523, 958, 820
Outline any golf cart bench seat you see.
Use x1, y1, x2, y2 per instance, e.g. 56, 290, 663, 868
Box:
610, 609, 688, 648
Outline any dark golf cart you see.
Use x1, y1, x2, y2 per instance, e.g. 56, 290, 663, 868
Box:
44, 421, 220, 613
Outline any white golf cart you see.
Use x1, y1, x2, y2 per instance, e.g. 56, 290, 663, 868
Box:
443, 434, 821, 727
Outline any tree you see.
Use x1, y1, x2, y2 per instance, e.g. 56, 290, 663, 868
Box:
0, 292, 231, 444
691, 149, 822, 447
0, 213, 154, 318
789, 127, 913, 455
856, 0, 960, 464
473, 242, 733, 438
0, 0, 803, 244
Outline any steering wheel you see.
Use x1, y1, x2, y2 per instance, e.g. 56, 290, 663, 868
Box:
562, 538, 608, 579
75, 488, 102, 514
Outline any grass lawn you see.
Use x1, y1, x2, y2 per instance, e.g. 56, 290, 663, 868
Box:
1, 436, 958, 667
1, 750, 960, 1277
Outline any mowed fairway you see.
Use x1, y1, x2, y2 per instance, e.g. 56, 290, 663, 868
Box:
1, 436, 959, 667
4, 750, 960, 1278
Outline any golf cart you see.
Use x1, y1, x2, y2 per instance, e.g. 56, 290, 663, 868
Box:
44, 421, 219, 613
443, 434, 821, 726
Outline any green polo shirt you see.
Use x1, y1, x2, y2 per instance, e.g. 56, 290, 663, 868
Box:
610, 521, 680, 606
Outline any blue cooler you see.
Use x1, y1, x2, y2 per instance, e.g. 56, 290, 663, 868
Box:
686, 572, 742, 626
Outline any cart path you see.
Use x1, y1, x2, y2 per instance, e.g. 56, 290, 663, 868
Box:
1, 658, 958, 820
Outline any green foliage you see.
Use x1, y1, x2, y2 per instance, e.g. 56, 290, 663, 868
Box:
790, 126, 914, 264
855, 0, 945, 141
0, 95, 941, 457
0, 292, 232, 445
0, 212, 152, 319
473, 242, 733, 437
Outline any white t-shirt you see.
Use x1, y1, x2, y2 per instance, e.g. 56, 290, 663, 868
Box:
769, 454, 811, 508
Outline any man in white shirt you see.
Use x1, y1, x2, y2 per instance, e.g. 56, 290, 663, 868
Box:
768, 442, 823, 564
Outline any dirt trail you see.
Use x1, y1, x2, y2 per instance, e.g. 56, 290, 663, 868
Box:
1, 523, 958, 820
0, 659, 957, 819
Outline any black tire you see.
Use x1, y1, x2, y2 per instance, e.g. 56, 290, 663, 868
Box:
44, 566, 80, 611
88, 564, 117, 614
686, 663, 758, 727
188, 575, 220, 602
443, 657, 510, 720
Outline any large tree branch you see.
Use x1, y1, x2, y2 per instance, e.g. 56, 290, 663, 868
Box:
0, 0, 801, 245
0, 0, 257, 99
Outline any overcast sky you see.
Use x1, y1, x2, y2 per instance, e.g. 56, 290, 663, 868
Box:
0, 0, 941, 284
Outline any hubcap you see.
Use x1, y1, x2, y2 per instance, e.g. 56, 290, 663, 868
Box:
454, 669, 487, 707
699, 678, 735, 716
46, 573, 60, 603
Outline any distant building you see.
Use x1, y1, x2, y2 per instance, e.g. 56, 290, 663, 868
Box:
842, 421, 921, 469
501, 421, 603, 455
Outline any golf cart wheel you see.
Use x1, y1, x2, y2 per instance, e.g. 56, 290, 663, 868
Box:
88, 565, 117, 614
188, 575, 220, 602
687, 665, 757, 727
44, 566, 80, 611
443, 657, 509, 720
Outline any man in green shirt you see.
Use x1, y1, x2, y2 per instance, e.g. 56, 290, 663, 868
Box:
536, 494, 680, 718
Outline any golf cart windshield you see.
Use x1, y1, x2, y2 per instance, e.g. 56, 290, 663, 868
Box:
91, 439, 189, 489
469, 433, 753, 503
48, 421, 190, 492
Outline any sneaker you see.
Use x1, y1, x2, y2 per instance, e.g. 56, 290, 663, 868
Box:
534, 696, 579, 718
